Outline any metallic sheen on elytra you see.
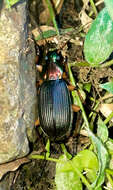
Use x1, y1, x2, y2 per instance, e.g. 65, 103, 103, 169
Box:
38, 51, 73, 140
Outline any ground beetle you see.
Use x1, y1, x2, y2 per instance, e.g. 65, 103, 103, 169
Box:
38, 51, 73, 141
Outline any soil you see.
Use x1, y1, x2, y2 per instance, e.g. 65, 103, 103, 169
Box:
6, 0, 113, 189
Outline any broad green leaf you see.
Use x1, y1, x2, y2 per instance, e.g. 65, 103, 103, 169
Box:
72, 150, 98, 172
104, 0, 113, 21
84, 8, 113, 66
55, 155, 82, 190
87, 128, 110, 189
85, 169, 97, 184
72, 150, 99, 183
97, 117, 108, 143
56, 155, 82, 174
55, 150, 99, 190
100, 80, 113, 94
55, 170, 82, 190
6, 0, 20, 8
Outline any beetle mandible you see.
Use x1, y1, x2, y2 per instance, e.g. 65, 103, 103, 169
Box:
38, 50, 73, 141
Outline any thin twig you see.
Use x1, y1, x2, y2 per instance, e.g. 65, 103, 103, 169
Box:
95, 0, 104, 7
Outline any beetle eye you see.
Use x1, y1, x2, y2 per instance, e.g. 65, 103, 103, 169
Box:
45, 56, 48, 60
56, 55, 60, 60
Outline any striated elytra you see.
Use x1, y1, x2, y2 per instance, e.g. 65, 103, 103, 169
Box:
38, 51, 73, 141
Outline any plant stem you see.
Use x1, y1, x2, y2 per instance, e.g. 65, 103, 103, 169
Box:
89, 0, 98, 16
69, 61, 91, 67
28, 154, 59, 163
106, 173, 113, 188
61, 144, 72, 159
68, 63, 90, 129
104, 111, 113, 125
45, 0, 59, 35
106, 169, 113, 176
67, 59, 113, 68
100, 60, 113, 68
61, 144, 67, 154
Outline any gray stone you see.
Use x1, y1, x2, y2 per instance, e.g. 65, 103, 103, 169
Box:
0, 1, 37, 163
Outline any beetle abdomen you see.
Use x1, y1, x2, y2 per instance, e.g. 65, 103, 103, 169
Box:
38, 79, 73, 140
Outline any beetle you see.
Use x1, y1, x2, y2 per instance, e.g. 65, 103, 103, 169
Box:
37, 50, 73, 141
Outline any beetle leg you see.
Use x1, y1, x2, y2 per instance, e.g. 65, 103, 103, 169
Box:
35, 54, 39, 64
72, 104, 80, 112
68, 84, 76, 91
62, 72, 68, 79
36, 79, 44, 88
36, 65, 43, 72
73, 111, 82, 137
35, 119, 40, 127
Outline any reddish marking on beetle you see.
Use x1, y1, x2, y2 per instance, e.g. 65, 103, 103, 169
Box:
47, 63, 62, 80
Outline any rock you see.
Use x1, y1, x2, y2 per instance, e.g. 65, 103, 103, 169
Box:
0, 1, 37, 163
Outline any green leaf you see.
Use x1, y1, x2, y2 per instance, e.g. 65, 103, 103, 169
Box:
55, 155, 82, 190
55, 150, 99, 190
55, 171, 82, 190
104, 0, 113, 21
109, 156, 113, 171
35, 30, 57, 41
72, 150, 99, 183
84, 8, 113, 66
5, 0, 20, 8
106, 138, 113, 155
97, 117, 108, 143
100, 80, 113, 94
35, 28, 74, 41
73, 150, 99, 171
87, 128, 110, 189
83, 83, 91, 93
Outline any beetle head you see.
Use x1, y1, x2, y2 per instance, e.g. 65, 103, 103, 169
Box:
45, 51, 63, 64
45, 51, 64, 80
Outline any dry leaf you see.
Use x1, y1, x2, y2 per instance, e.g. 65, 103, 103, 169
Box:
0, 157, 30, 180
36, 65, 43, 72
79, 10, 92, 32
101, 93, 113, 101
99, 104, 113, 122
82, 0, 90, 9
53, 0, 64, 14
